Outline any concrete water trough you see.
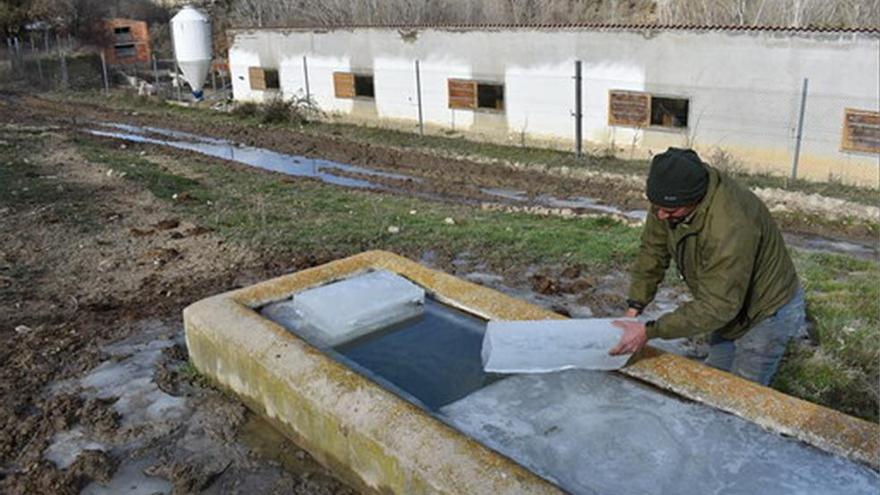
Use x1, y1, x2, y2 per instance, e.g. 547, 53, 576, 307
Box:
183, 250, 879, 494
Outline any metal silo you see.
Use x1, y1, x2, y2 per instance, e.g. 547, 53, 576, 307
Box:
170, 5, 212, 100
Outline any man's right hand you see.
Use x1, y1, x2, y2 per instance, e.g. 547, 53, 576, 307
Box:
624, 308, 640, 318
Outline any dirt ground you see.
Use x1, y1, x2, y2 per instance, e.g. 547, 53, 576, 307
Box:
0, 91, 873, 494
0, 96, 361, 493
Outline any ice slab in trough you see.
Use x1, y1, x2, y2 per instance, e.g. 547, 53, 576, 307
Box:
440, 370, 880, 495
265, 270, 425, 347
482, 319, 632, 373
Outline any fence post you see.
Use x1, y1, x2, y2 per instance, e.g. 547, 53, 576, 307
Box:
791, 77, 809, 181
220, 68, 227, 100
175, 59, 182, 101
415, 60, 424, 136
57, 35, 68, 89
303, 55, 311, 102
573, 60, 583, 158
4, 38, 14, 73
100, 50, 109, 95
152, 55, 159, 95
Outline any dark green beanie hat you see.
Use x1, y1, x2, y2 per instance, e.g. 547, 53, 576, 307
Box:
646, 148, 709, 207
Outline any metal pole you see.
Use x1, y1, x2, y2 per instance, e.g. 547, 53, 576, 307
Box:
175, 59, 182, 101
415, 60, 424, 136
302, 55, 310, 102
211, 63, 217, 91
152, 55, 159, 94
57, 34, 68, 89
791, 77, 809, 181
100, 50, 109, 94
574, 60, 583, 158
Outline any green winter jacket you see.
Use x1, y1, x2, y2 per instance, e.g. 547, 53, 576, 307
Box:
628, 166, 799, 341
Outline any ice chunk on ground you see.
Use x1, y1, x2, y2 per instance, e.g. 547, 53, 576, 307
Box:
44, 427, 107, 469
288, 270, 425, 347
482, 318, 632, 373
440, 370, 880, 495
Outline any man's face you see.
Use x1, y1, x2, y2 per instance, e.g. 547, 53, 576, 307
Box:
653, 204, 697, 224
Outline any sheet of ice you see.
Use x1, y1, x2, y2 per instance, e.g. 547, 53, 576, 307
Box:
44, 427, 106, 469
482, 319, 633, 373
80, 339, 188, 429
81, 458, 172, 495
290, 270, 425, 347
440, 370, 880, 495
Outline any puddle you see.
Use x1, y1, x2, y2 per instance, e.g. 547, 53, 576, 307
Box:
88, 123, 419, 191
480, 187, 648, 220
81, 458, 172, 495
44, 428, 107, 469
784, 233, 878, 261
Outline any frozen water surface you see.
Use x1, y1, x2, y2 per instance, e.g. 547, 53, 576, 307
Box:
334, 299, 500, 410
482, 319, 633, 372
81, 458, 172, 495
440, 370, 880, 495
44, 427, 106, 469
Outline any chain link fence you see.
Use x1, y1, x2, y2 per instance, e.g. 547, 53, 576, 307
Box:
1, 35, 231, 103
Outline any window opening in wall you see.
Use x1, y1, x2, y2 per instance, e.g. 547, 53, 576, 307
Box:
447, 79, 504, 112
354, 74, 375, 98
650, 96, 689, 128
114, 44, 136, 58
477, 83, 504, 111
249, 67, 280, 91
113, 26, 132, 43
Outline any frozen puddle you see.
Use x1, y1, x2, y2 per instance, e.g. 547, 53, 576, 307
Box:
79, 338, 188, 429
440, 370, 880, 495
44, 323, 190, 494
81, 459, 172, 495
44, 427, 106, 469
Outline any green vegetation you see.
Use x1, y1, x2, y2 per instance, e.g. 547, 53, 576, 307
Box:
774, 252, 880, 422
56, 91, 880, 207
0, 131, 101, 231
75, 135, 640, 268
73, 132, 879, 421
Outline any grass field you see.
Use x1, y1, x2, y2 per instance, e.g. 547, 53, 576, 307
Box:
69, 134, 880, 422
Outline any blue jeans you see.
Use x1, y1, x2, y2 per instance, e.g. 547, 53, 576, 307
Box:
704, 286, 806, 386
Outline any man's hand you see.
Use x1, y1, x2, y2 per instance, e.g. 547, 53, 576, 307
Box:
609, 320, 648, 356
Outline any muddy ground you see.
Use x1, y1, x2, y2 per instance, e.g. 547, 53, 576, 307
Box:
0, 91, 872, 494
13, 93, 880, 244
0, 93, 649, 494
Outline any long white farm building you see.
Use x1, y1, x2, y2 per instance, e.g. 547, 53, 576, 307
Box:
227, 24, 880, 186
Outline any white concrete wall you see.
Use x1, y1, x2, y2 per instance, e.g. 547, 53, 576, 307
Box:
227, 27, 880, 186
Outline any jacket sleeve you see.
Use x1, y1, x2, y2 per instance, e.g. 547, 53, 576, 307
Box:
649, 220, 760, 340
626, 213, 670, 309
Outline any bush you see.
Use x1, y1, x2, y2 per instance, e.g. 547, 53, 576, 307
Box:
230, 101, 259, 118
230, 95, 323, 126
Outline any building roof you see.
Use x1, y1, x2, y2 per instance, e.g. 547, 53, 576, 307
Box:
229, 22, 880, 35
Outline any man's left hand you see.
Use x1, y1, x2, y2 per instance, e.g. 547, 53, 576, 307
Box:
610, 320, 648, 355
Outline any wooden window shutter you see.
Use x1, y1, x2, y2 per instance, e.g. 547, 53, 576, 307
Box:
608, 90, 651, 127
248, 67, 267, 90
448, 79, 476, 109
841, 108, 880, 153
334, 72, 355, 98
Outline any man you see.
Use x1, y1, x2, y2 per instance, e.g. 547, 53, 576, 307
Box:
610, 148, 806, 386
